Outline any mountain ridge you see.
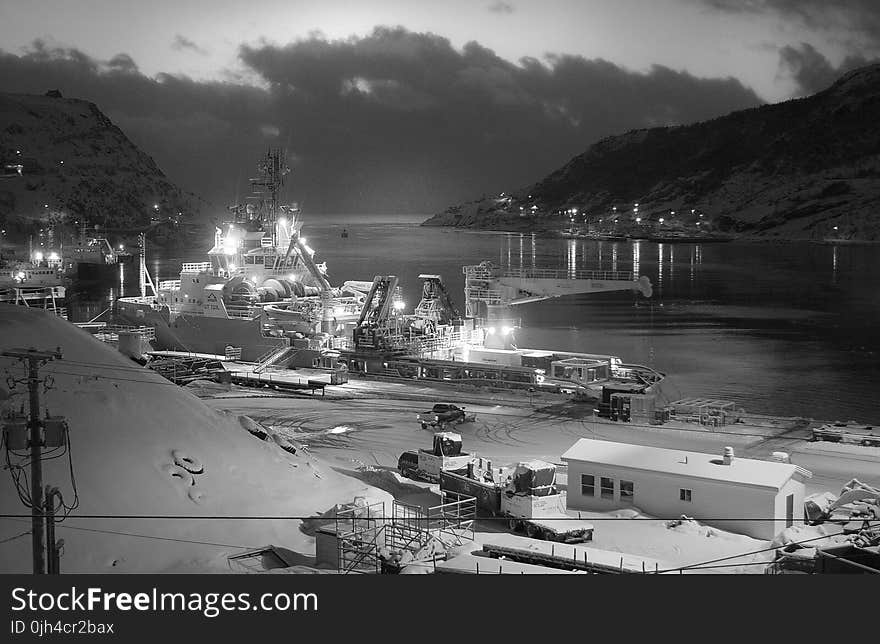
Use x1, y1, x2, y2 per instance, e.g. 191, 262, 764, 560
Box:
0, 91, 205, 248
423, 63, 880, 240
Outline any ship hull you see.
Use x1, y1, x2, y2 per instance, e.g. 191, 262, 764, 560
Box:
115, 301, 287, 361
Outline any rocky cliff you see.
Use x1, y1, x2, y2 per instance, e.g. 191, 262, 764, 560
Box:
424, 64, 880, 240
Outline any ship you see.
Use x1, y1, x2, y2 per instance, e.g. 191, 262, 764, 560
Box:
115, 149, 371, 363
115, 149, 667, 401
62, 223, 133, 282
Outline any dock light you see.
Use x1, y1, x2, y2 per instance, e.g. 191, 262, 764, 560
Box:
15, 271, 25, 281
300, 237, 307, 245
636, 217, 641, 223
659, 218, 665, 224
278, 217, 287, 227
48, 252, 59, 261
153, 204, 159, 210
34, 251, 44, 262
118, 244, 124, 250
393, 300, 406, 311
833, 226, 838, 231
488, 327, 496, 334
691, 209, 695, 214
501, 326, 512, 335
229, 263, 236, 271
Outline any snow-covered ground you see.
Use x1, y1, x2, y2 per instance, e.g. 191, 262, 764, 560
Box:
0, 306, 391, 573
2, 306, 873, 574
204, 383, 878, 573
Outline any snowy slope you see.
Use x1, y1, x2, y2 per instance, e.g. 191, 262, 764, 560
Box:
0, 305, 390, 573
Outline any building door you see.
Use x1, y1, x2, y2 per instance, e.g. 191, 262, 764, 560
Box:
785, 493, 794, 528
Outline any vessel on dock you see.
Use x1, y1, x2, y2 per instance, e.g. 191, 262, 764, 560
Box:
115, 149, 665, 400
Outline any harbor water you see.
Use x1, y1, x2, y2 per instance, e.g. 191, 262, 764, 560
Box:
66, 215, 880, 423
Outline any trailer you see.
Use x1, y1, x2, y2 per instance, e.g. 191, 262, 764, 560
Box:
440, 461, 594, 543
396, 432, 473, 483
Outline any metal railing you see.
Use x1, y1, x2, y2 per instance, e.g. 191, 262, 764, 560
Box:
463, 263, 635, 282
180, 262, 211, 273
502, 266, 635, 281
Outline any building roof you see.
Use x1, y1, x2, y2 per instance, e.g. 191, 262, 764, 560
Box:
560, 438, 800, 490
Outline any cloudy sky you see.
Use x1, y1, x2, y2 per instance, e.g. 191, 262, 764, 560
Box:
1, 0, 877, 214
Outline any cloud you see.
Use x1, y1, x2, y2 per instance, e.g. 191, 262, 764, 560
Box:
488, 2, 515, 14
695, 1, 880, 51
778, 42, 872, 95
107, 53, 139, 74
171, 34, 208, 55
0, 29, 761, 214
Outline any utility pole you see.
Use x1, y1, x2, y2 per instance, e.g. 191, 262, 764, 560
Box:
1, 347, 63, 574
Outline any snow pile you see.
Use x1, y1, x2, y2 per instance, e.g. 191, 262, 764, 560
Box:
0, 306, 390, 573
569, 508, 774, 574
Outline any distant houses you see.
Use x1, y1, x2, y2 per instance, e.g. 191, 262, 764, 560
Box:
561, 438, 811, 540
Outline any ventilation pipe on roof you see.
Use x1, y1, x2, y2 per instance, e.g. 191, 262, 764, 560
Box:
722, 446, 734, 465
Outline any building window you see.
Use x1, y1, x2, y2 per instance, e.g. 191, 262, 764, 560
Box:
620, 480, 634, 505
601, 477, 614, 500
581, 474, 595, 497
680, 488, 692, 502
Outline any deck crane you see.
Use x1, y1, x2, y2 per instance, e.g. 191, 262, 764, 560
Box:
352, 275, 403, 351
463, 261, 653, 350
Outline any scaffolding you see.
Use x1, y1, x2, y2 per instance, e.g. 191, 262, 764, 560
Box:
668, 398, 740, 427
335, 500, 385, 575
333, 494, 476, 574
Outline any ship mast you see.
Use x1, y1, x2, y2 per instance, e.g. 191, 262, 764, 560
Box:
246, 148, 290, 246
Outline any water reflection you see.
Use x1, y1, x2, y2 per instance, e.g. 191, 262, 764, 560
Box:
567, 238, 577, 278
657, 242, 664, 292
832, 245, 838, 284
689, 246, 695, 285
632, 240, 641, 276
611, 243, 618, 273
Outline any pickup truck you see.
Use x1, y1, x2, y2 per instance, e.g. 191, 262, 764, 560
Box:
417, 403, 475, 430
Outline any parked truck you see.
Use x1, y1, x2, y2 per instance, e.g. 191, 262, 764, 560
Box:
812, 422, 880, 447
440, 460, 594, 543
396, 432, 474, 483
417, 403, 475, 430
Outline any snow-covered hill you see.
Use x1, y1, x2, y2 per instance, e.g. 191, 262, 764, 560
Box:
0, 92, 204, 246
0, 305, 389, 573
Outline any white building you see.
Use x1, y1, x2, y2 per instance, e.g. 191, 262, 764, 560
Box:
561, 439, 810, 540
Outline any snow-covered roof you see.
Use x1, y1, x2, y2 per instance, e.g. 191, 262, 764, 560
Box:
561, 438, 800, 490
